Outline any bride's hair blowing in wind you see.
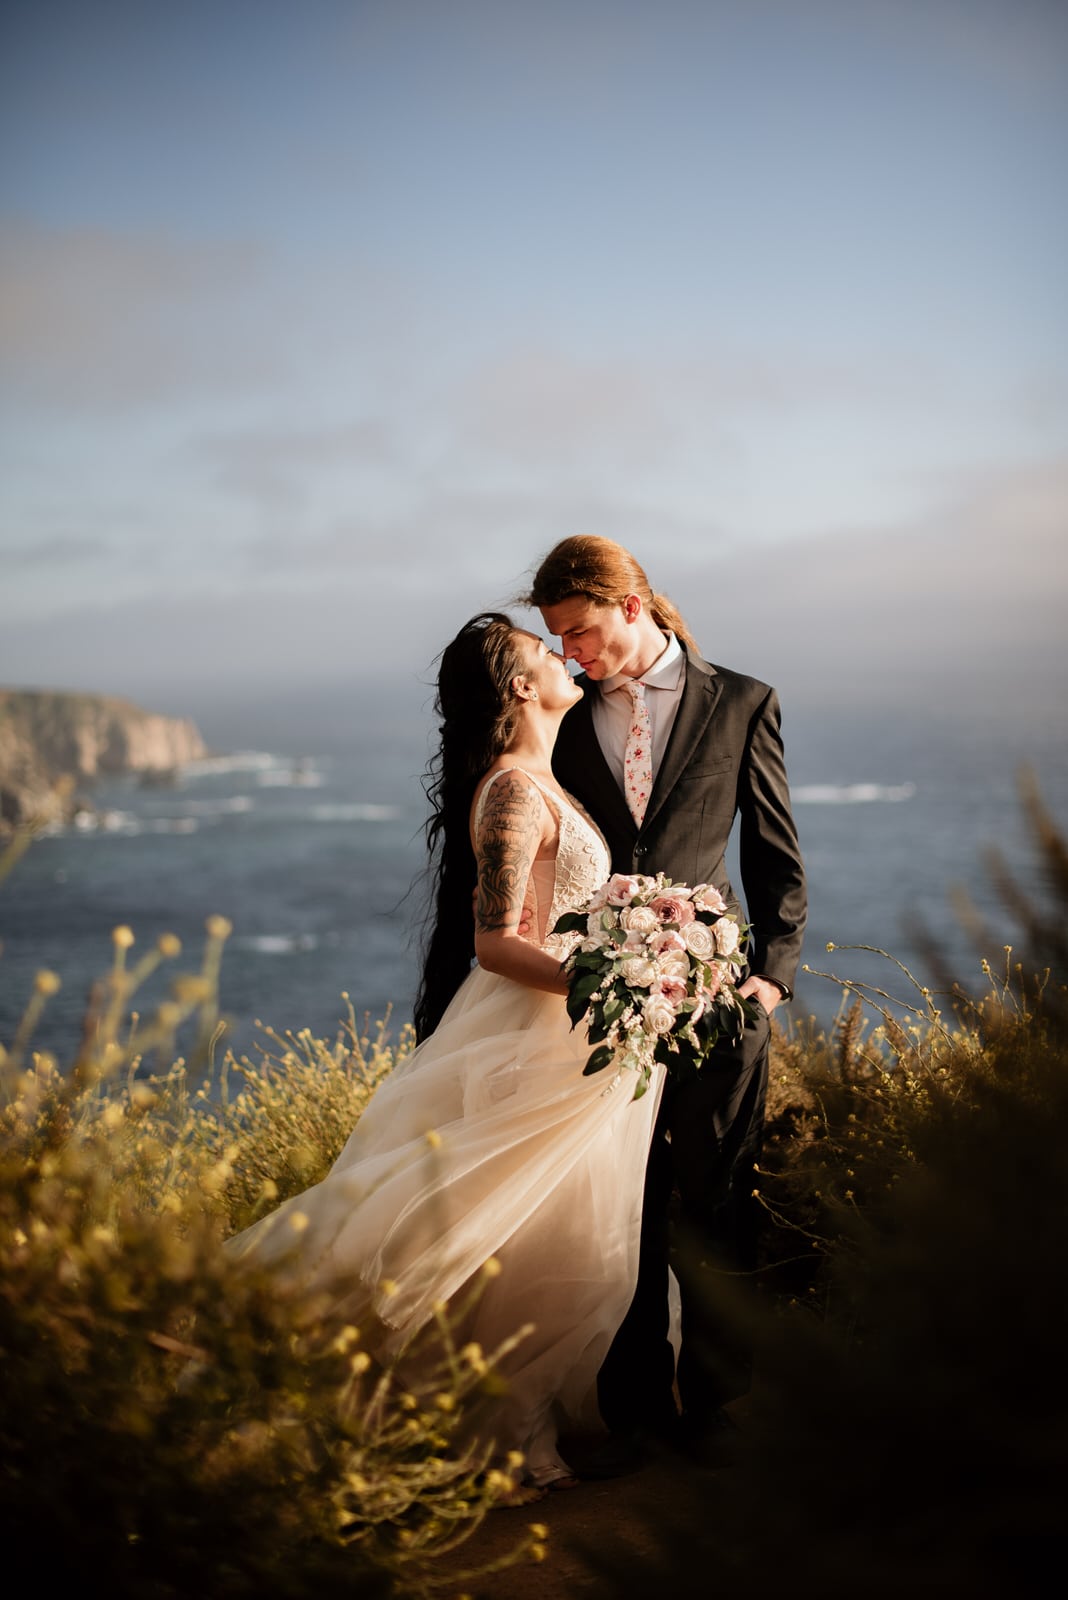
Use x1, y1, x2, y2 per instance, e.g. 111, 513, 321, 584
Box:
414, 612, 528, 1042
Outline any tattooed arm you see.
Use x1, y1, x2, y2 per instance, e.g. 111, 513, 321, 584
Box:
471, 770, 569, 994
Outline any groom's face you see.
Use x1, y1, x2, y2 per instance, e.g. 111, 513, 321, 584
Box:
539, 596, 640, 681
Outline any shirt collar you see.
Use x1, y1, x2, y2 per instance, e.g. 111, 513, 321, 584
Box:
602, 630, 685, 695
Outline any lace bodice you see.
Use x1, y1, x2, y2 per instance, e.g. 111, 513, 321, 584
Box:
474, 768, 610, 958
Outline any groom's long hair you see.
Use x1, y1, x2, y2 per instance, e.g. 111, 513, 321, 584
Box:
524, 535, 699, 652
414, 612, 527, 1043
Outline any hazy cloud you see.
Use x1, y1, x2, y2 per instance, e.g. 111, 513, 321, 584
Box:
0, 222, 278, 408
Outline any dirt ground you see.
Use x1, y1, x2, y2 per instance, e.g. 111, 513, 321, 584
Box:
428, 1404, 747, 1600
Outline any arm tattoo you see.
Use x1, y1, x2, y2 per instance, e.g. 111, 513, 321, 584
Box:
475, 774, 543, 934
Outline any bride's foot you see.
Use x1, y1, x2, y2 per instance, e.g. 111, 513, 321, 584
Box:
496, 1480, 548, 1508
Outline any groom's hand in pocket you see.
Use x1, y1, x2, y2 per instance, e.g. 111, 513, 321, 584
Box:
738, 974, 784, 1015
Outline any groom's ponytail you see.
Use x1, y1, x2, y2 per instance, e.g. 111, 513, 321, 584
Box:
648, 592, 698, 653
525, 535, 699, 652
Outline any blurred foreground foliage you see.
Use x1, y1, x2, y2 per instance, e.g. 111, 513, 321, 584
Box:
583, 770, 1068, 1596
3, 770, 1066, 1596
0, 911, 545, 1596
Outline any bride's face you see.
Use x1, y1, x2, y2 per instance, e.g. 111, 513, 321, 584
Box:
515, 631, 582, 711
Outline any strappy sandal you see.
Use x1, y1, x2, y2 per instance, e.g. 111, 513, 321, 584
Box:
496, 1481, 548, 1508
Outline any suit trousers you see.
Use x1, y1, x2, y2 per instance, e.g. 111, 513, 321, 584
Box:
596, 1002, 772, 1433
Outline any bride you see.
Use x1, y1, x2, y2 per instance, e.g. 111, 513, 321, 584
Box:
226, 613, 665, 1494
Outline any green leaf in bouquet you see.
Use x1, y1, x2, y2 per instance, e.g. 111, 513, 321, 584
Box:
602, 991, 625, 1023
566, 989, 593, 1028
552, 910, 588, 935
583, 1044, 616, 1076
587, 1013, 611, 1044
570, 971, 602, 1003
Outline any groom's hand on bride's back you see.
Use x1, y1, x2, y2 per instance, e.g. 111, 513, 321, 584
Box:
472, 888, 534, 938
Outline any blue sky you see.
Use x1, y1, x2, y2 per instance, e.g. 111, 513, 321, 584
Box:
2, 0, 1066, 741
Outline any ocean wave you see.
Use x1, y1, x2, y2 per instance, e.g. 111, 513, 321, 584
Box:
181, 751, 281, 778
67, 811, 200, 836
310, 803, 399, 822
236, 933, 320, 955
794, 782, 916, 805
256, 767, 325, 788
181, 795, 255, 816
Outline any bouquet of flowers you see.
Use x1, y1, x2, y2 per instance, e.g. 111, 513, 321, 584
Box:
553, 872, 751, 1099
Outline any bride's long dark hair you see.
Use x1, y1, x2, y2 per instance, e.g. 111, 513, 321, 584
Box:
413, 612, 528, 1043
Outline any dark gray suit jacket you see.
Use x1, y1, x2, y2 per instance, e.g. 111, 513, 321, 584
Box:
552, 647, 807, 996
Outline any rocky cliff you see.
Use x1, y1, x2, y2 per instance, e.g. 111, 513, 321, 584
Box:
0, 689, 209, 833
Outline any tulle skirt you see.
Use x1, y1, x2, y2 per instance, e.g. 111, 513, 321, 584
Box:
226, 964, 663, 1483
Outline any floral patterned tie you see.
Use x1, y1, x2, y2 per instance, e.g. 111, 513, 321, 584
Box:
621, 679, 652, 826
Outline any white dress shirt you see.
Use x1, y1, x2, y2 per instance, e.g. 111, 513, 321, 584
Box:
591, 631, 686, 796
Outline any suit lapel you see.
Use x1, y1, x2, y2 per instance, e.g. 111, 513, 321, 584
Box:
641, 651, 722, 835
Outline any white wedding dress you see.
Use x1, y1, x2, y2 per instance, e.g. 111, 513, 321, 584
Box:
226, 770, 665, 1485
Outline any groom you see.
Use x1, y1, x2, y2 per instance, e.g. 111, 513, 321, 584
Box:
526, 535, 807, 1467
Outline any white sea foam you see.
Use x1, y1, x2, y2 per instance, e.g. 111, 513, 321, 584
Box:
256, 767, 325, 788
794, 782, 916, 805
310, 803, 399, 822
237, 933, 320, 955
66, 811, 200, 836
182, 795, 254, 816
181, 751, 280, 778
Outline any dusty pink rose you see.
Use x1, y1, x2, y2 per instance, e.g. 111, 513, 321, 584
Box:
692, 883, 728, 915
605, 874, 642, 906
651, 929, 687, 955
649, 895, 695, 926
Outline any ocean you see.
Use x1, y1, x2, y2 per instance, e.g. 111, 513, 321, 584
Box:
2, 702, 1065, 1071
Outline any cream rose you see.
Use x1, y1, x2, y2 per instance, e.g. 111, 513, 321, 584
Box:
682, 920, 717, 959
642, 994, 677, 1034
620, 956, 657, 988
651, 929, 687, 955
620, 905, 659, 935
692, 883, 728, 915
715, 918, 741, 957
656, 951, 691, 982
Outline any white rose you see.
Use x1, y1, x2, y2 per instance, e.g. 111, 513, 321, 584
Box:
655, 951, 691, 982
682, 921, 717, 959
621, 906, 659, 935
715, 918, 741, 956
642, 994, 677, 1034
620, 957, 657, 988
